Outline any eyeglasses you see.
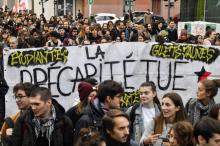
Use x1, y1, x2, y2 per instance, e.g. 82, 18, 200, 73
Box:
14, 95, 27, 100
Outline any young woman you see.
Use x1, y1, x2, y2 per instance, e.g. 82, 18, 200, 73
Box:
195, 35, 204, 45
140, 92, 186, 146
168, 121, 196, 146
185, 79, 220, 125
66, 81, 94, 132
127, 82, 161, 143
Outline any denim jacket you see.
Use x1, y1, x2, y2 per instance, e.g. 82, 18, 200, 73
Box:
128, 103, 160, 143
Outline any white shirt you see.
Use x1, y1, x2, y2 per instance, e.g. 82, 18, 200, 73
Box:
142, 104, 156, 130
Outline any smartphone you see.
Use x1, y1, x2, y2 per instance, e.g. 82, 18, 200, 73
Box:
159, 136, 170, 146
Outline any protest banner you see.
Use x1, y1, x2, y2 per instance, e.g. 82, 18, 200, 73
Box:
178, 21, 220, 37
3, 42, 220, 116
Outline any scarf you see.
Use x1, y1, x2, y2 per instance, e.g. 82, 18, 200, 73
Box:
193, 99, 215, 124
32, 105, 56, 146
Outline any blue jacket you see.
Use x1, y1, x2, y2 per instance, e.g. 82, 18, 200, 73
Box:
127, 103, 160, 143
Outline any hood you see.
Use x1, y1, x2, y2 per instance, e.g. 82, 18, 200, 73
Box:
83, 98, 105, 119
52, 98, 65, 120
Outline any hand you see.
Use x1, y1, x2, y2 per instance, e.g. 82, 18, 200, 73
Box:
6, 128, 13, 136
68, 39, 73, 45
144, 133, 160, 145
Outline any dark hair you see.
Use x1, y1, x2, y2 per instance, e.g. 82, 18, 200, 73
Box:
204, 29, 213, 38
30, 87, 52, 102
75, 128, 105, 146
102, 109, 129, 132
216, 33, 220, 41
139, 82, 161, 109
195, 35, 203, 44
169, 121, 196, 146
209, 103, 220, 120
200, 79, 220, 98
83, 78, 98, 86
97, 80, 124, 103
49, 31, 60, 38
154, 92, 186, 134
13, 82, 35, 97
194, 117, 220, 143
168, 20, 175, 24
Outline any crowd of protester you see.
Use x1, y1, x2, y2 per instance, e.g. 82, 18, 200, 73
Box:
1, 8, 220, 52
1, 8, 220, 146
1, 78, 220, 146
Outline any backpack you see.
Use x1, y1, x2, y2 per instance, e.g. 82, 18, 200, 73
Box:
129, 103, 140, 135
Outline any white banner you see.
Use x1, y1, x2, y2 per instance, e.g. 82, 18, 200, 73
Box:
3, 42, 220, 116
178, 21, 220, 37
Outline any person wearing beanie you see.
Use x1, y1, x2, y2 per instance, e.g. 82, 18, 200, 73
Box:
176, 29, 190, 44
74, 80, 124, 142
78, 81, 93, 101
83, 78, 99, 101
66, 81, 94, 133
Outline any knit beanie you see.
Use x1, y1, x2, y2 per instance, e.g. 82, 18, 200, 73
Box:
78, 81, 93, 101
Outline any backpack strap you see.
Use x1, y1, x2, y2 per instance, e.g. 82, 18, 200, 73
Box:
185, 98, 196, 113
129, 103, 140, 134
4, 117, 14, 129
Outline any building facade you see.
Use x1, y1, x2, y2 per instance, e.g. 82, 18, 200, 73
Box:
80, 0, 180, 20
1, 0, 180, 21
180, 0, 220, 23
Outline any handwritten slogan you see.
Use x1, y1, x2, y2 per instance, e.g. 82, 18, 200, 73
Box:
3, 42, 220, 115
8, 47, 69, 66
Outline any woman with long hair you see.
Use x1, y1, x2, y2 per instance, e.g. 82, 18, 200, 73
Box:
185, 79, 220, 125
168, 121, 196, 146
195, 35, 204, 45
140, 92, 186, 146
66, 81, 95, 132
128, 81, 161, 143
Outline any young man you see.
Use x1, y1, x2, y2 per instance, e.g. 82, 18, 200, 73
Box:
167, 20, 178, 42
102, 109, 138, 146
5, 87, 73, 146
1, 82, 33, 138
74, 80, 124, 140
194, 117, 220, 146
46, 31, 62, 47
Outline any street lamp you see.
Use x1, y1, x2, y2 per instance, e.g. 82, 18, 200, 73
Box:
54, 0, 57, 16
204, 0, 206, 21
39, 0, 48, 14
39, 0, 44, 14
165, 0, 175, 21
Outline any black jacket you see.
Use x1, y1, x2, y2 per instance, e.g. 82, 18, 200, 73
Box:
167, 28, 178, 42
65, 104, 83, 132
5, 99, 73, 146
74, 98, 105, 140
103, 133, 138, 146
0, 67, 9, 128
